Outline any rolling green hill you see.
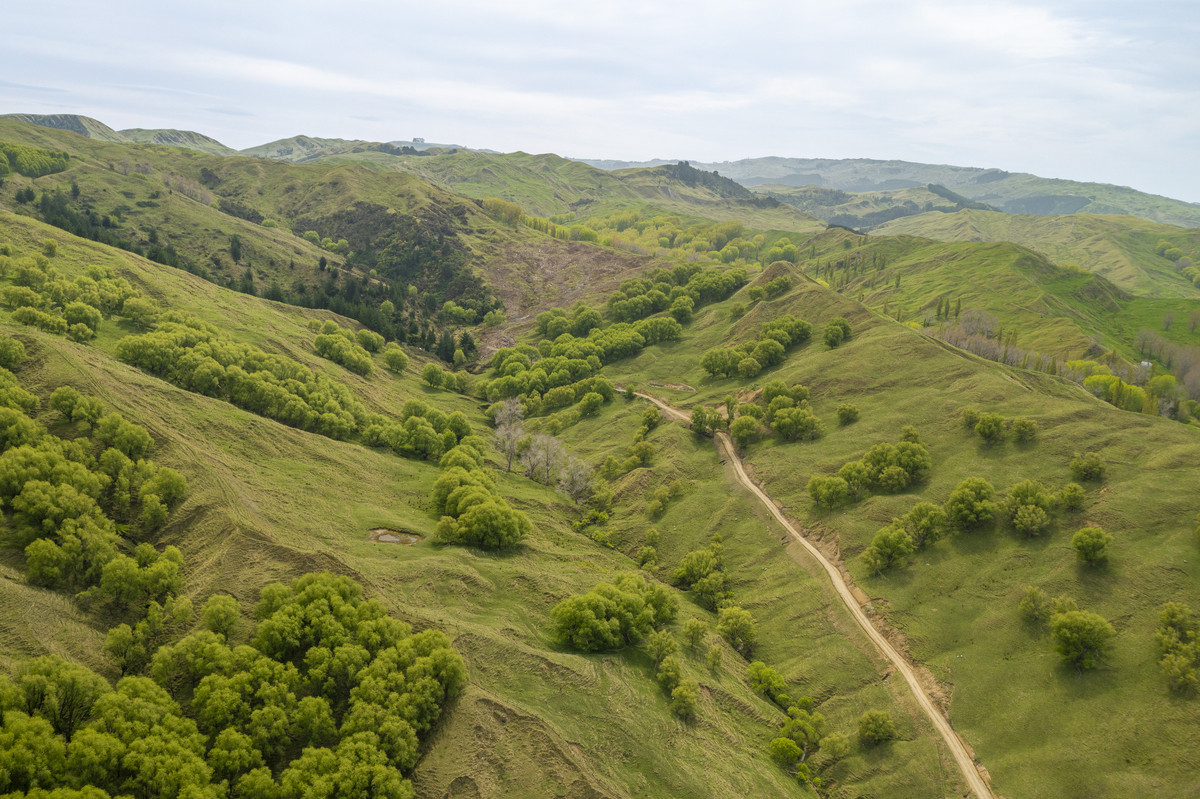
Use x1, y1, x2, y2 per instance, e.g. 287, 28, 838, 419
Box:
0, 116, 1198, 799
873, 209, 1200, 298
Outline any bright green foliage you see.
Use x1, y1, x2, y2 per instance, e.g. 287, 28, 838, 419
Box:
673, 541, 727, 609
1019, 585, 1051, 623
0, 337, 26, 370
1011, 417, 1038, 442
1058, 482, 1087, 511
974, 413, 1006, 444
771, 407, 823, 442
836, 403, 859, 425
857, 710, 898, 744
551, 573, 677, 652
901, 502, 948, 549
1007, 505, 1047, 537
960, 406, 981, 429
716, 606, 757, 658
201, 594, 240, 639
808, 475, 852, 509
1155, 603, 1200, 693
820, 732, 851, 761
746, 661, 790, 707
860, 524, 916, 575
729, 415, 759, 448
823, 317, 851, 348
383, 345, 409, 373
682, 619, 708, 650
1051, 610, 1115, 670
355, 329, 385, 353
1072, 526, 1113, 565
655, 656, 682, 692
1070, 451, 1106, 481
670, 680, 699, 721
644, 630, 678, 666
0, 574, 464, 798
780, 706, 826, 762
118, 312, 366, 441
945, 477, 998, 529
769, 736, 802, 769
315, 333, 373, 376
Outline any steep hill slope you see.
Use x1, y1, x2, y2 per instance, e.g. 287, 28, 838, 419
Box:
873, 209, 1200, 298
118, 127, 239, 156
0, 210, 971, 798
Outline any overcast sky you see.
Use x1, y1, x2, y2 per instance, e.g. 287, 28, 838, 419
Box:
3, 0, 1198, 202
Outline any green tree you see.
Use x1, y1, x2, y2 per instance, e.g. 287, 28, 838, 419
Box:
860, 523, 915, 575
1051, 610, 1115, 670
974, 413, 1005, 444
836, 403, 859, 425
716, 606, 757, 658
858, 710, 898, 744
1070, 451, 1106, 481
1071, 527, 1112, 566
729, 416, 759, 450
945, 477, 997, 529
670, 680, 699, 721
901, 502, 948, 549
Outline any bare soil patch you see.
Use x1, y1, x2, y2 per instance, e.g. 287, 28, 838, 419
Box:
369, 528, 423, 545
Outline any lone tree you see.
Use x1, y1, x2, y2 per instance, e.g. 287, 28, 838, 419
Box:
857, 710, 898, 745
1071, 526, 1112, 566
1051, 610, 1115, 670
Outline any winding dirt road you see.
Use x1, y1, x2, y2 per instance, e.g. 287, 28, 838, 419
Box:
635, 391, 994, 799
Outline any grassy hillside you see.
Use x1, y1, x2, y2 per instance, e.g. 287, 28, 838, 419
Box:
0, 211, 972, 798
594, 269, 1200, 799
118, 128, 239, 156
874, 209, 1200, 298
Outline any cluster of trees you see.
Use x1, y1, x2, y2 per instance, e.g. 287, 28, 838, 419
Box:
719, 381, 823, 450
864, 475, 1092, 576
364, 399, 474, 464
700, 314, 812, 380
0, 573, 465, 798
668, 536, 758, 659
479, 344, 615, 422
1019, 587, 1116, 671
604, 266, 747, 324
1156, 602, 1199, 693
312, 322, 378, 376
960, 407, 1038, 445
0, 251, 145, 343
550, 573, 677, 652
0, 141, 70, 177
432, 434, 530, 550
0, 362, 186, 610
118, 311, 372, 441
808, 429, 932, 510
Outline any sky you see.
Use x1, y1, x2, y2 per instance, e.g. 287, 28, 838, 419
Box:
3, 0, 1199, 202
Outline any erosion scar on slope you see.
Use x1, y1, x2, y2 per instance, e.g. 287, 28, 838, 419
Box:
635, 390, 995, 799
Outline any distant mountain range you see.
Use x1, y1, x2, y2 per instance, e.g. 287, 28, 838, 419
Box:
5, 112, 1199, 228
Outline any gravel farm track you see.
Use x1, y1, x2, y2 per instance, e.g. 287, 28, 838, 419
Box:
632, 389, 996, 799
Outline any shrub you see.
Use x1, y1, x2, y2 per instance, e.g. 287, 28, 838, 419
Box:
0, 337, 25, 370
822, 323, 844, 348
901, 502, 948, 548
808, 475, 852, 509
960, 406, 981, 429
1058, 482, 1086, 511
974, 413, 1006, 444
716, 605, 757, 658
383, 345, 409, 373
1013, 505, 1050, 537
1011, 417, 1038, 442
1018, 585, 1050, 622
737, 357, 761, 379
858, 710, 898, 745
836, 403, 859, 425
1070, 451, 1106, 481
